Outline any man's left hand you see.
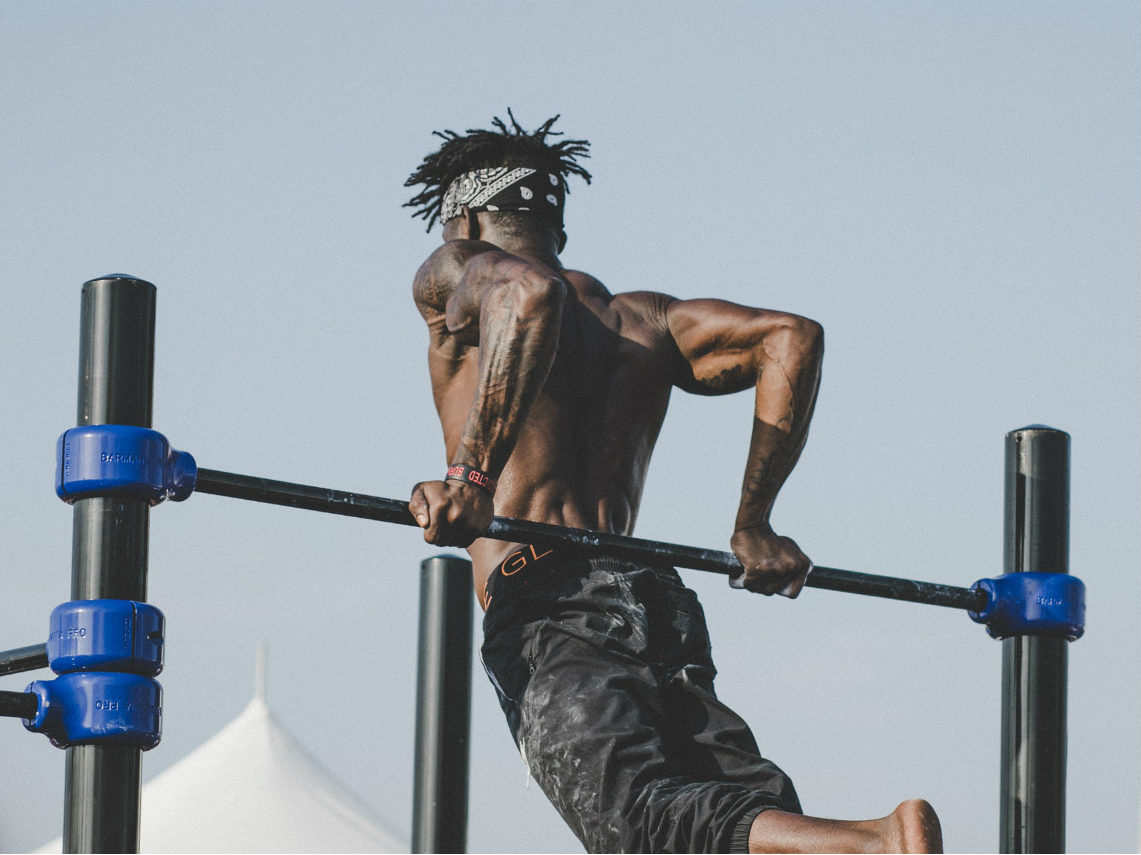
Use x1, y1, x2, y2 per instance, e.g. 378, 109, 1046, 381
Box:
729, 524, 812, 598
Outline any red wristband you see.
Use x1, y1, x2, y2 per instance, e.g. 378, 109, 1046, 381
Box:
446, 464, 497, 496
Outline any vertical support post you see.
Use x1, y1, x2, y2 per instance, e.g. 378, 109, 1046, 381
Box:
1000, 426, 1070, 853
65, 276, 156, 854
412, 555, 473, 854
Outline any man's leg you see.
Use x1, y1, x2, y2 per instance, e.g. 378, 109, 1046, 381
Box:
748, 799, 943, 854
504, 565, 802, 853
651, 578, 942, 854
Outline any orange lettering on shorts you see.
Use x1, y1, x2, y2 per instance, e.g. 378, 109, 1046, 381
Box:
501, 551, 529, 576
498, 545, 555, 577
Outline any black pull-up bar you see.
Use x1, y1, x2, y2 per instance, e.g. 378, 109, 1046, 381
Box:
0, 644, 49, 677
193, 468, 987, 612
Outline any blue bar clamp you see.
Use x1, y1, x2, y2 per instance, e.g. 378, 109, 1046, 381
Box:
38, 426, 177, 748
29, 428, 178, 749
18, 424, 184, 746
57, 425, 196, 505
22, 599, 165, 749
969, 573, 1085, 640
23, 671, 163, 750
47, 600, 165, 676
23, 600, 165, 748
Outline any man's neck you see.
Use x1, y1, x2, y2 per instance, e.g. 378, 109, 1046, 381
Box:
485, 233, 562, 271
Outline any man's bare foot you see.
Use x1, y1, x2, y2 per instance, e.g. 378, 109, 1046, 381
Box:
749, 799, 943, 853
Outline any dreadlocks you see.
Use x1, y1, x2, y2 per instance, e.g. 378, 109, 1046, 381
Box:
404, 111, 592, 232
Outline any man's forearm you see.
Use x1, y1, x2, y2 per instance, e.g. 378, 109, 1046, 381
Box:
734, 322, 822, 532
453, 272, 565, 476
734, 417, 809, 530
735, 418, 789, 529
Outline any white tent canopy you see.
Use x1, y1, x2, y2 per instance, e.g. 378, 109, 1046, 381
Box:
39, 648, 404, 853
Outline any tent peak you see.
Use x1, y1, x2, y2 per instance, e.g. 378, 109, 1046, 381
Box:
255, 640, 268, 703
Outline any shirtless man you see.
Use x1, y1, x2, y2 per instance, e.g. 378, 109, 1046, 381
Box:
405, 113, 942, 854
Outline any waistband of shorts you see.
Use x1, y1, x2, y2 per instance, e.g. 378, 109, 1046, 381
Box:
483, 547, 597, 607
482, 546, 681, 609
483, 545, 568, 605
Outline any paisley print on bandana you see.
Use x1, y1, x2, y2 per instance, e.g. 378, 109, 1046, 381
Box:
441, 167, 565, 224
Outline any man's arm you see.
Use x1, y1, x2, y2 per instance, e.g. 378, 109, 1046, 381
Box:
410, 241, 567, 546
666, 298, 823, 596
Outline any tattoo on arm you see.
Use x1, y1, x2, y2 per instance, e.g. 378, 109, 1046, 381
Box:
415, 273, 449, 314
414, 245, 469, 322
736, 418, 795, 528
735, 328, 822, 532
454, 265, 565, 476
700, 363, 752, 394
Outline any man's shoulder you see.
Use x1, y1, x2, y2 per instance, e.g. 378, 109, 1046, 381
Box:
413, 239, 503, 317
561, 268, 609, 297
417, 238, 503, 277
561, 269, 677, 338
562, 269, 675, 309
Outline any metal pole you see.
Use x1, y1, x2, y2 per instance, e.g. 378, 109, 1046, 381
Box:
65, 276, 156, 854
412, 555, 473, 854
194, 469, 987, 612
1000, 426, 1069, 853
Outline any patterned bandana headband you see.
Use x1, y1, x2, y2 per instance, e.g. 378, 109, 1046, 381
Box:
440, 166, 565, 225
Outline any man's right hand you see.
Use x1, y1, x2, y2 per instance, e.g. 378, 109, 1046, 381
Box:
729, 524, 812, 598
409, 479, 494, 547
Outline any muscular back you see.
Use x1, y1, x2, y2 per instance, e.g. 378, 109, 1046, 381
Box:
411, 230, 823, 602
424, 261, 679, 584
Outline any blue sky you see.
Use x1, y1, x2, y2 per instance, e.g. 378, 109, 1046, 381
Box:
2, 3, 1138, 852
